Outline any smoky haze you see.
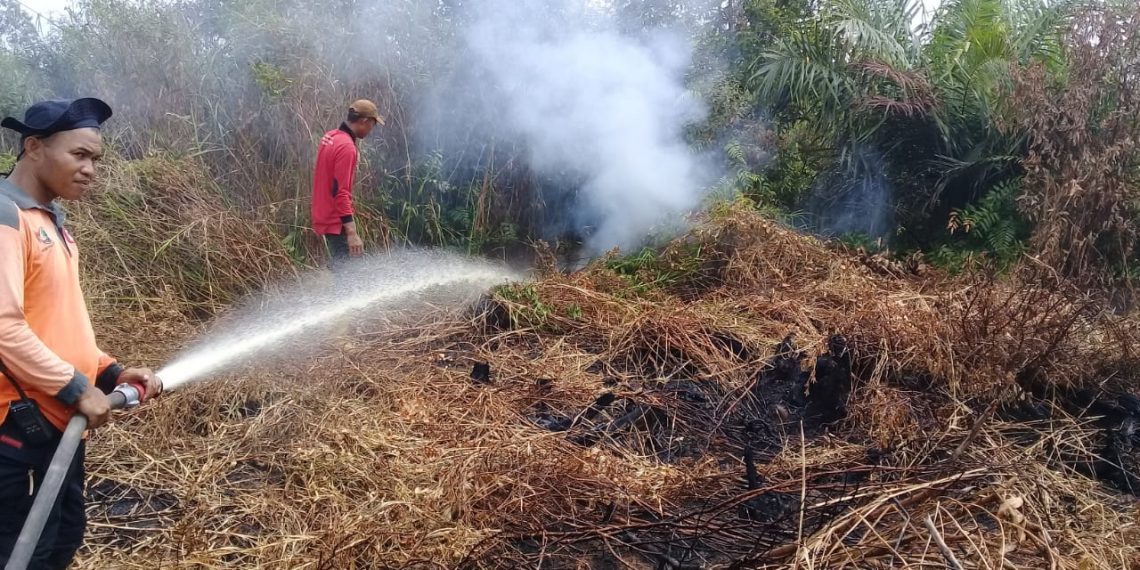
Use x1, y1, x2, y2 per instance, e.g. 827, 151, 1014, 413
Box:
807, 147, 894, 241
7, 0, 739, 258
422, 0, 716, 256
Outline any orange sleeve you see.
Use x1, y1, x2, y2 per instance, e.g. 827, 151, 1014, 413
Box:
97, 353, 117, 375
0, 203, 88, 404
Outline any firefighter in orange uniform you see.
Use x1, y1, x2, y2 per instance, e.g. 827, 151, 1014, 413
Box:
0, 98, 163, 569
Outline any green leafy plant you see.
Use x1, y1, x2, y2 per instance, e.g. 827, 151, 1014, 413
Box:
605, 243, 706, 295
837, 231, 882, 252
494, 283, 556, 330
565, 304, 583, 320
933, 179, 1029, 272
250, 61, 292, 100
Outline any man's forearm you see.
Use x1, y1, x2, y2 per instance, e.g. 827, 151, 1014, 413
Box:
343, 221, 358, 235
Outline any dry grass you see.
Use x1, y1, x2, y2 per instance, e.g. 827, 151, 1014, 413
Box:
72, 152, 302, 320
68, 197, 1139, 568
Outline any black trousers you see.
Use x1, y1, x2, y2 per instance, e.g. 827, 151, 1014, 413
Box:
0, 418, 86, 570
323, 231, 350, 269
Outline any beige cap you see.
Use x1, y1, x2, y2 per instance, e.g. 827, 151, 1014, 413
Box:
349, 99, 385, 125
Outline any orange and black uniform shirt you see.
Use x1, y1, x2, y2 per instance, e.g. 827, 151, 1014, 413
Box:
0, 179, 122, 436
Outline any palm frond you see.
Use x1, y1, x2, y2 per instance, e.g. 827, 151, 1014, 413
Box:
751, 30, 854, 135
1009, 0, 1074, 65
826, 0, 923, 66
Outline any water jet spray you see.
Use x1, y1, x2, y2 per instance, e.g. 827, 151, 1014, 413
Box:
157, 251, 519, 391
6, 251, 519, 570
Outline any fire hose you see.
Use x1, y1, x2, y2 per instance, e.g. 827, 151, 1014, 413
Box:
4, 383, 146, 570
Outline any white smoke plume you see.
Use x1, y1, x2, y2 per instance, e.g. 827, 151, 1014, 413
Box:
434, 0, 716, 255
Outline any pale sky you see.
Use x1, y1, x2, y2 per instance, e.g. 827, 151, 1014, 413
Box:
20, 0, 947, 16
20, 0, 946, 28
20, 0, 70, 17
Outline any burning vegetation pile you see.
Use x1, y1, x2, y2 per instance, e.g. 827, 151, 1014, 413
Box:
74, 203, 1140, 569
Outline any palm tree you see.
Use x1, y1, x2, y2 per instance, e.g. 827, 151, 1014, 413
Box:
748, 0, 1073, 244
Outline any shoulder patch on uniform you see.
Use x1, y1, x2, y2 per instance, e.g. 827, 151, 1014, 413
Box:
0, 197, 18, 231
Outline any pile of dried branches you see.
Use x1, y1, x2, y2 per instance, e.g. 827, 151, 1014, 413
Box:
73, 205, 1138, 569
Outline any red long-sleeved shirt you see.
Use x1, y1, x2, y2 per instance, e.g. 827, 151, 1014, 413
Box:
310, 124, 358, 235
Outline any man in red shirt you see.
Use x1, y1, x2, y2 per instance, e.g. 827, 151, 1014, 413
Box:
311, 99, 383, 266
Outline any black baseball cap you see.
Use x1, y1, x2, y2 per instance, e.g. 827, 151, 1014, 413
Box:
2, 97, 113, 138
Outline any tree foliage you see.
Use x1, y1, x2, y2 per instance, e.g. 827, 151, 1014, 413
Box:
0, 0, 1136, 279
748, 0, 1073, 245
1009, 3, 1140, 282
